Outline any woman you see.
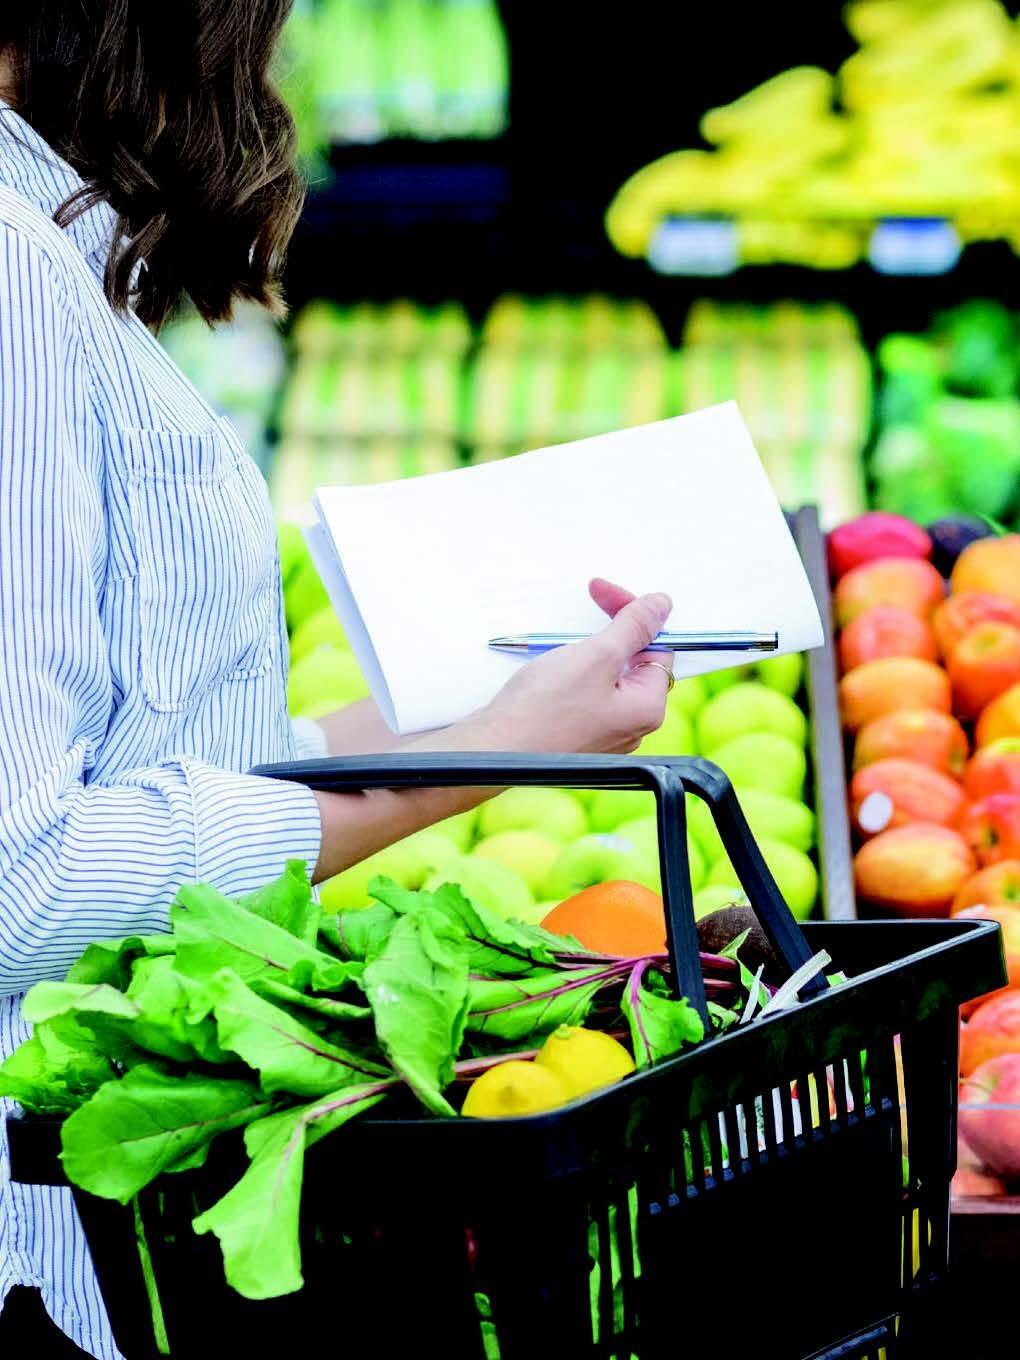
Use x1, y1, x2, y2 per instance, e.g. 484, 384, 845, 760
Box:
0, 6, 673, 1356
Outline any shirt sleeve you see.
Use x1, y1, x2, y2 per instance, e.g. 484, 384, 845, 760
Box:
0, 224, 321, 997
290, 716, 330, 760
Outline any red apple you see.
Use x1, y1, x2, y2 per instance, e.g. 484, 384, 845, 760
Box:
977, 682, 1020, 747
960, 991, 1020, 1075
952, 868, 1020, 918
853, 823, 975, 915
932, 590, 1020, 660
839, 658, 950, 733
850, 758, 966, 837
959, 794, 1020, 866
963, 739, 1020, 800
853, 709, 969, 777
951, 904, 1020, 1010
828, 513, 932, 580
834, 557, 945, 628
838, 606, 937, 672
948, 621, 1020, 719
958, 1054, 1020, 1180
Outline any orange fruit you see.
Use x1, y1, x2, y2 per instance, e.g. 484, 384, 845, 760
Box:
951, 536, 1020, 606
541, 881, 666, 955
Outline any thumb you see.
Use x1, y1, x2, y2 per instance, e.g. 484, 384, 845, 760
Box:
599, 592, 672, 668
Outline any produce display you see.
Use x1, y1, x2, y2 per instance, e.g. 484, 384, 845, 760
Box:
606, 0, 1020, 272
0, 859, 814, 1302
280, 0, 508, 159
676, 300, 870, 524
828, 509, 1020, 1197
871, 300, 1020, 524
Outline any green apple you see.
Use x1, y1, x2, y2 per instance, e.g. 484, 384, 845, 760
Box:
319, 828, 460, 911
685, 795, 724, 865
693, 884, 749, 920
615, 815, 707, 892
532, 899, 560, 921
289, 608, 348, 665
472, 831, 562, 895
733, 785, 815, 853
698, 681, 807, 754
707, 733, 807, 800
478, 787, 588, 842
542, 833, 659, 899
287, 647, 369, 720
705, 666, 750, 695
433, 808, 479, 851
669, 675, 709, 718
284, 557, 331, 634
636, 706, 696, 757
589, 790, 655, 833
566, 788, 598, 809
755, 652, 803, 698
708, 836, 818, 921
424, 856, 533, 920
614, 814, 658, 864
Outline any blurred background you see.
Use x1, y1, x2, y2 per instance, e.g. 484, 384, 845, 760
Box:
164, 0, 1020, 528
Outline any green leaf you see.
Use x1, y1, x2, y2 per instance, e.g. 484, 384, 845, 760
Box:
362, 906, 470, 1115
621, 964, 704, 1068
253, 977, 371, 1024
121, 957, 232, 1065
192, 1080, 389, 1299
65, 935, 174, 989
21, 981, 140, 1026
707, 1001, 739, 1033
404, 880, 572, 976
171, 882, 351, 992
0, 1016, 114, 1115
465, 967, 611, 1041
720, 929, 770, 1013
205, 969, 388, 1096
239, 860, 319, 945
319, 902, 397, 961
60, 1065, 270, 1203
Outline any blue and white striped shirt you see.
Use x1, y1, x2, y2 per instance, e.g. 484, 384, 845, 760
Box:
0, 103, 326, 1357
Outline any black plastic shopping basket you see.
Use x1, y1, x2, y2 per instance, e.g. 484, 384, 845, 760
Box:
7, 754, 1006, 1360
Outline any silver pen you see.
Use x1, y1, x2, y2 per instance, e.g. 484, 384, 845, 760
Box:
488, 631, 779, 655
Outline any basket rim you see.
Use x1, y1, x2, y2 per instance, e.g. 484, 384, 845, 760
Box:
6, 916, 1002, 1170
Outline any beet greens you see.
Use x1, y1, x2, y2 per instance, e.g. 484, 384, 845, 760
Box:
0, 860, 760, 1304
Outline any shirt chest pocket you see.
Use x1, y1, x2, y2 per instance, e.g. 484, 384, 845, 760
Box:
125, 419, 279, 712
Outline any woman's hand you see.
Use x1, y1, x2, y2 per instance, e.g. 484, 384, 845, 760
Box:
474, 579, 673, 754
310, 579, 672, 881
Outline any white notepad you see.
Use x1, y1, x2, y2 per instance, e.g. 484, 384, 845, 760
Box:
306, 402, 824, 735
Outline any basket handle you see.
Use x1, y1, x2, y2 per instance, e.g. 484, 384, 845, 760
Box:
253, 752, 828, 1022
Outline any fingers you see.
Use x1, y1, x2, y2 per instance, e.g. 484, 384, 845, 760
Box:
589, 577, 636, 620
598, 591, 672, 668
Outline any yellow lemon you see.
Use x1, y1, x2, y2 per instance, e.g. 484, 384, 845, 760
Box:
535, 1026, 635, 1100
461, 1061, 569, 1119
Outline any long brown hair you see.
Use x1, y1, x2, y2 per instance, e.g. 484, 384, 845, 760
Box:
1, 1, 305, 328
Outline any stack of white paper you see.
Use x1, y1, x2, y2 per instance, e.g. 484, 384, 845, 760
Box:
306, 402, 824, 735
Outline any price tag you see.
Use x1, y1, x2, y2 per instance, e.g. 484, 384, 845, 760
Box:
868, 218, 962, 275
647, 217, 739, 276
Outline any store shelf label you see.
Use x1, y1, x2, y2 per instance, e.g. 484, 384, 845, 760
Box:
868, 218, 962, 276
647, 217, 739, 276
